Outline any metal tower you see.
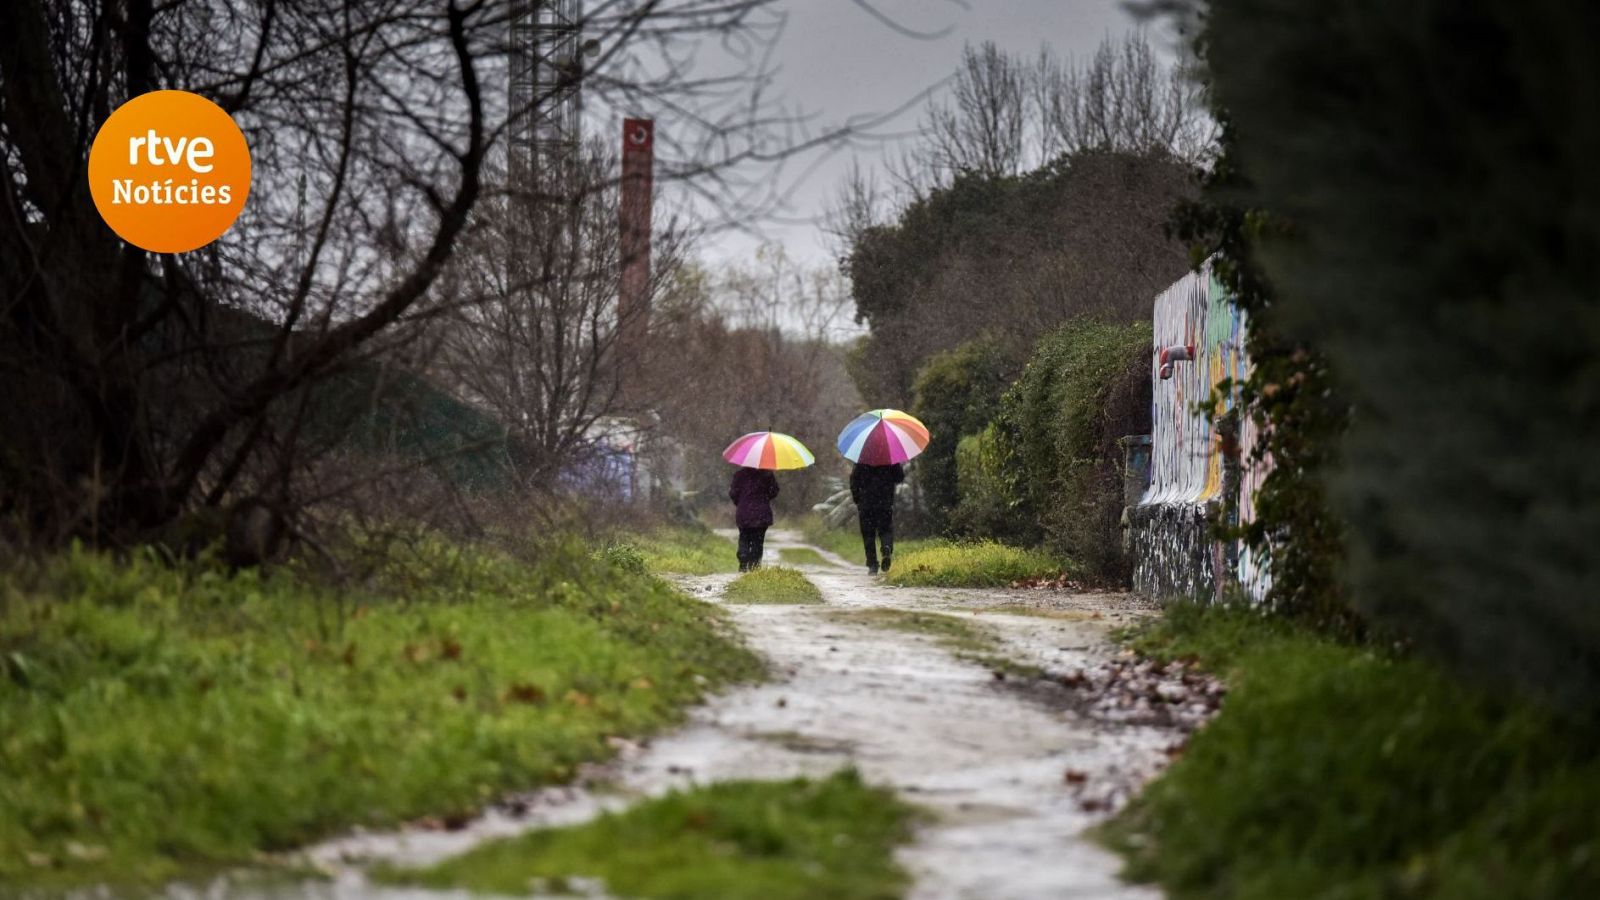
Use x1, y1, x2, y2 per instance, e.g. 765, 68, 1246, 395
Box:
508, 0, 584, 198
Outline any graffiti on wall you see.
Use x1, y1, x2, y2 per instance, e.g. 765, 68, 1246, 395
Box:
1132, 259, 1272, 601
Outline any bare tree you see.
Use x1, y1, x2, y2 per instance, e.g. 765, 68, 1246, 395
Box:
924, 42, 1028, 179
1033, 33, 1214, 164
432, 140, 689, 492
899, 33, 1213, 194
824, 157, 888, 263
642, 244, 860, 511
0, 0, 828, 549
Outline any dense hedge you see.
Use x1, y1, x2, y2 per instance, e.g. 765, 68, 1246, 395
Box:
950, 425, 1024, 541
909, 337, 1014, 533
1205, 0, 1600, 711
991, 320, 1150, 582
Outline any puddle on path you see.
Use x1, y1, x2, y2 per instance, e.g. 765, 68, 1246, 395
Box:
193, 530, 1178, 900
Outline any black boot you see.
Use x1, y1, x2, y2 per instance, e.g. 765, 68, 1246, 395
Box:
881, 555, 891, 573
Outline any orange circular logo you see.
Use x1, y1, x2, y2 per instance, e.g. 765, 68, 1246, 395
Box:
88, 90, 251, 253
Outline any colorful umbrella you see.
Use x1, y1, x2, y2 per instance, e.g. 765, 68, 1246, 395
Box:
837, 409, 930, 465
723, 431, 815, 470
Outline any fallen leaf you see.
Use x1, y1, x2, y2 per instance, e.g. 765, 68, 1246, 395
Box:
504, 683, 546, 705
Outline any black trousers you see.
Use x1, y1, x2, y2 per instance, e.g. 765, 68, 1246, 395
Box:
858, 508, 894, 569
737, 526, 768, 569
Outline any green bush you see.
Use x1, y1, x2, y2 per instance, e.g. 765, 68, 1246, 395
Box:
0, 543, 760, 887
885, 540, 1065, 587
909, 336, 1015, 532
1200, 0, 1600, 709
996, 319, 1151, 582
950, 424, 1024, 540
1103, 605, 1600, 898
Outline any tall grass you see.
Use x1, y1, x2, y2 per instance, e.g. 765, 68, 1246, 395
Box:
612, 525, 737, 575
884, 540, 1065, 587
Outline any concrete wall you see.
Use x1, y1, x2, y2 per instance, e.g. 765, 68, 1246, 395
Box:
1129, 260, 1271, 602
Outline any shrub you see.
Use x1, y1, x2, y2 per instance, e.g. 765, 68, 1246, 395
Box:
950, 424, 1025, 540
1201, 0, 1600, 709
909, 336, 1015, 532
996, 319, 1151, 582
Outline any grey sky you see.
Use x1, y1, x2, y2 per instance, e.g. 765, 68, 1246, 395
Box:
671, 0, 1163, 268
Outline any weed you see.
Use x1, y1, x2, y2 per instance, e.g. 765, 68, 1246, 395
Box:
596, 540, 649, 574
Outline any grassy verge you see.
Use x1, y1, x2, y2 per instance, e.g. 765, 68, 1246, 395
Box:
884, 540, 1064, 587
609, 524, 737, 575
0, 541, 760, 888
1100, 604, 1600, 899
778, 547, 831, 567
723, 567, 823, 605
376, 769, 916, 900
831, 608, 1040, 678
801, 516, 866, 565
796, 515, 947, 570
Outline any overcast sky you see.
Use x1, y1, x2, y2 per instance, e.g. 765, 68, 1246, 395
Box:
651, 0, 1169, 269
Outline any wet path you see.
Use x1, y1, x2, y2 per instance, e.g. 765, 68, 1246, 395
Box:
198, 530, 1174, 900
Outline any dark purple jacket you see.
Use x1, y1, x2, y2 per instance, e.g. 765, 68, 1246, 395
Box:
729, 467, 780, 528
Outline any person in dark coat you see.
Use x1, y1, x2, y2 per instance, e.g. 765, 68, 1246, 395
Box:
850, 462, 904, 574
728, 466, 780, 571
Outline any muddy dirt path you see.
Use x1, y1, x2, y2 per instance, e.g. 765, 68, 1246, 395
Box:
201, 530, 1179, 900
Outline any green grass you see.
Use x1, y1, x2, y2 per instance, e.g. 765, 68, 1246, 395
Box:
831, 608, 1041, 678
884, 540, 1064, 587
1100, 604, 1600, 899
778, 547, 831, 567
797, 515, 952, 571
0, 541, 761, 888
615, 525, 737, 575
801, 517, 867, 565
722, 567, 824, 605
375, 769, 916, 900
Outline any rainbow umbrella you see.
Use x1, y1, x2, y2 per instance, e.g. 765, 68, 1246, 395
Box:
837, 409, 930, 465
722, 431, 815, 470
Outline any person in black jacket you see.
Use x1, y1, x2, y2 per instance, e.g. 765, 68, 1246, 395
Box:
850, 462, 903, 574
729, 466, 780, 571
